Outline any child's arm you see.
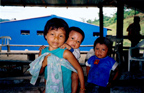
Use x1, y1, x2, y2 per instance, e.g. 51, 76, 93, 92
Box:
63, 49, 85, 93
39, 54, 51, 74
85, 60, 91, 76
60, 43, 72, 50
86, 66, 90, 76
61, 43, 81, 60
38, 45, 46, 56
107, 67, 119, 87
112, 67, 119, 81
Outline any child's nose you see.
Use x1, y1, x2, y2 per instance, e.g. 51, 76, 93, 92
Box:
54, 36, 58, 41
98, 50, 102, 53
73, 40, 77, 44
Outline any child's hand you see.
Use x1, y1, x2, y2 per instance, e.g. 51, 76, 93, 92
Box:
60, 43, 71, 50
42, 54, 51, 67
39, 45, 46, 56
39, 45, 46, 51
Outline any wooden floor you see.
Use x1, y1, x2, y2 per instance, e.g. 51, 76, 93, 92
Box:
0, 52, 144, 93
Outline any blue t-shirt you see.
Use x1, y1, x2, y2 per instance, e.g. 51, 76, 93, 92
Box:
42, 47, 72, 93
87, 55, 116, 87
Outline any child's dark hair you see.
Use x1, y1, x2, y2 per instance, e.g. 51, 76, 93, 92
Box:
44, 18, 69, 41
94, 37, 113, 55
69, 26, 85, 42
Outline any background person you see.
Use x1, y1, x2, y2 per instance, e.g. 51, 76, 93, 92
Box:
127, 16, 142, 57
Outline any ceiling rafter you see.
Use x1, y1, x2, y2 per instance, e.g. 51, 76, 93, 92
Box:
1, 0, 144, 12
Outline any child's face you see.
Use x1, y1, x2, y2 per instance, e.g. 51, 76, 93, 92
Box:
94, 43, 108, 58
66, 30, 83, 49
45, 27, 66, 50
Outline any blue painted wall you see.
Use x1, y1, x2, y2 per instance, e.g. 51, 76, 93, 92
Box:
0, 15, 107, 51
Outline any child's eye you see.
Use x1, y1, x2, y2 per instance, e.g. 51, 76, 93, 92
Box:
60, 35, 63, 37
71, 37, 74, 40
51, 33, 54, 35
102, 49, 105, 51
77, 41, 80, 43
96, 48, 99, 50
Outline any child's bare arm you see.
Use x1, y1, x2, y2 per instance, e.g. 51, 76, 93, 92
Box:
107, 67, 119, 87
39, 54, 51, 74
63, 50, 85, 93
60, 43, 72, 50
112, 67, 119, 81
86, 66, 90, 76
38, 45, 46, 56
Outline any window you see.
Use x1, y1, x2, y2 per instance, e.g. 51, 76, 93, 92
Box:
21, 30, 30, 35
93, 32, 100, 36
37, 31, 44, 35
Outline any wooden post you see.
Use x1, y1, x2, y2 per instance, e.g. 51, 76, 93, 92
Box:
7, 45, 10, 56
0, 46, 1, 52
99, 4, 103, 37
116, 0, 124, 64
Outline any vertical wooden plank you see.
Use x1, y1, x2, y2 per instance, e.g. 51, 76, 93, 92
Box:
99, 4, 103, 37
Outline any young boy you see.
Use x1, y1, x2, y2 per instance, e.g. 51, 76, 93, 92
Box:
39, 26, 85, 92
86, 37, 119, 93
60, 26, 85, 92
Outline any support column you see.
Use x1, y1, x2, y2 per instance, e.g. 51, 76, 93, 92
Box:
117, 0, 124, 38
99, 4, 103, 37
116, 0, 124, 64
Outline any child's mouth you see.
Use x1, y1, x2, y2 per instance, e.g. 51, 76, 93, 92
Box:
98, 54, 102, 57
71, 45, 75, 48
53, 42, 58, 45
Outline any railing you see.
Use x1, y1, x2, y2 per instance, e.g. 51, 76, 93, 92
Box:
0, 35, 144, 60
0, 36, 12, 52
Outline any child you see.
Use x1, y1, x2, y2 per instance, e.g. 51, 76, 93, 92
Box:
38, 18, 85, 93
86, 37, 119, 93
39, 26, 85, 93
60, 26, 85, 60
60, 26, 85, 93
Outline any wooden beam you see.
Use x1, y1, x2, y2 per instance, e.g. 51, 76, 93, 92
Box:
99, 4, 103, 37
116, 0, 124, 38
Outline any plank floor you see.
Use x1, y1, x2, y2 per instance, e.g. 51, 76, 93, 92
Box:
0, 52, 144, 93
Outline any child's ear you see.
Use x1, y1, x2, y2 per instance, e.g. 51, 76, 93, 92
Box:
45, 35, 47, 39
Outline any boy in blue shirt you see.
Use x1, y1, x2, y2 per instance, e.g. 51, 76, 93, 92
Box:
86, 37, 119, 93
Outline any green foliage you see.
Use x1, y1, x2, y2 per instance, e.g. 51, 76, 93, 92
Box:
87, 18, 99, 26
104, 14, 117, 27
124, 9, 140, 19
86, 8, 143, 47
87, 19, 92, 23
86, 8, 140, 27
